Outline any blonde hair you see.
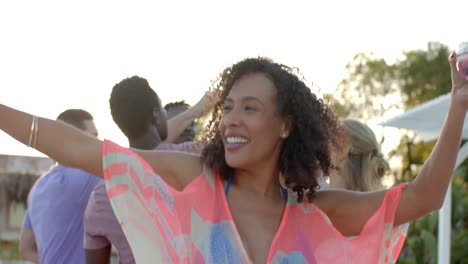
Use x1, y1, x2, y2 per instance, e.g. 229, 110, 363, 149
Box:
338, 119, 389, 191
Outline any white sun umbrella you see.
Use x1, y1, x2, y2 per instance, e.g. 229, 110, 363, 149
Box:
379, 92, 468, 264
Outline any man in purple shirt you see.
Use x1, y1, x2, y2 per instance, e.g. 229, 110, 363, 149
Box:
19, 109, 101, 264
84, 76, 213, 263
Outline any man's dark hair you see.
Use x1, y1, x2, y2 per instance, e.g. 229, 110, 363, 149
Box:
110, 76, 161, 140
56, 109, 93, 130
164, 101, 190, 111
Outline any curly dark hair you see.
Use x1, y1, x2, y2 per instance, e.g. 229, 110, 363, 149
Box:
202, 57, 347, 202
109, 76, 161, 141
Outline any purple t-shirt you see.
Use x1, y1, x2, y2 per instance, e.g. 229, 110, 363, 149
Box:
83, 142, 198, 264
23, 165, 100, 264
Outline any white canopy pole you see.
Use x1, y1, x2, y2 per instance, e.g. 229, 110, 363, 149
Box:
438, 183, 451, 264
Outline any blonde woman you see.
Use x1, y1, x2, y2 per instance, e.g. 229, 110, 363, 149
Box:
329, 119, 389, 192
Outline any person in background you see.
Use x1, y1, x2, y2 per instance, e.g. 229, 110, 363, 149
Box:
164, 101, 196, 144
84, 76, 215, 264
327, 119, 405, 244
19, 109, 100, 264
329, 119, 389, 191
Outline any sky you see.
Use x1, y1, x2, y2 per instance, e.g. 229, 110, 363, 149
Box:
0, 0, 465, 157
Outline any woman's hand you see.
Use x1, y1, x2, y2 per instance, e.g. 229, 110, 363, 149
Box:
450, 52, 468, 109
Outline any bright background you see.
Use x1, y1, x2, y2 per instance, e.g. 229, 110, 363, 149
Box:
0, 0, 465, 157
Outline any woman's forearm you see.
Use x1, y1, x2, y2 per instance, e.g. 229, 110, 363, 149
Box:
0, 104, 103, 176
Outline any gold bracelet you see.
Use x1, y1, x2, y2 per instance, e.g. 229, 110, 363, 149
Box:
27, 116, 38, 148
32, 116, 39, 149
27, 115, 36, 147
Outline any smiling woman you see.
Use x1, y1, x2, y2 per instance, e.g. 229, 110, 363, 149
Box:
0, 53, 467, 263
202, 58, 346, 203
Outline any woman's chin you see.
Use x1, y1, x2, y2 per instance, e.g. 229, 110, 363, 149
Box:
225, 157, 246, 169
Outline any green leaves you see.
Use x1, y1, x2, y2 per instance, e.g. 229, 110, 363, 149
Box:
403, 212, 438, 263
331, 52, 400, 120
328, 42, 451, 120
451, 230, 468, 262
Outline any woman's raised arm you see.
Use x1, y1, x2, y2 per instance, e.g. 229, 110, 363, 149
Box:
0, 104, 104, 176
0, 104, 204, 189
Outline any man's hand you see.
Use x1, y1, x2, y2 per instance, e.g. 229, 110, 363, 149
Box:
19, 228, 39, 263
192, 91, 218, 117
